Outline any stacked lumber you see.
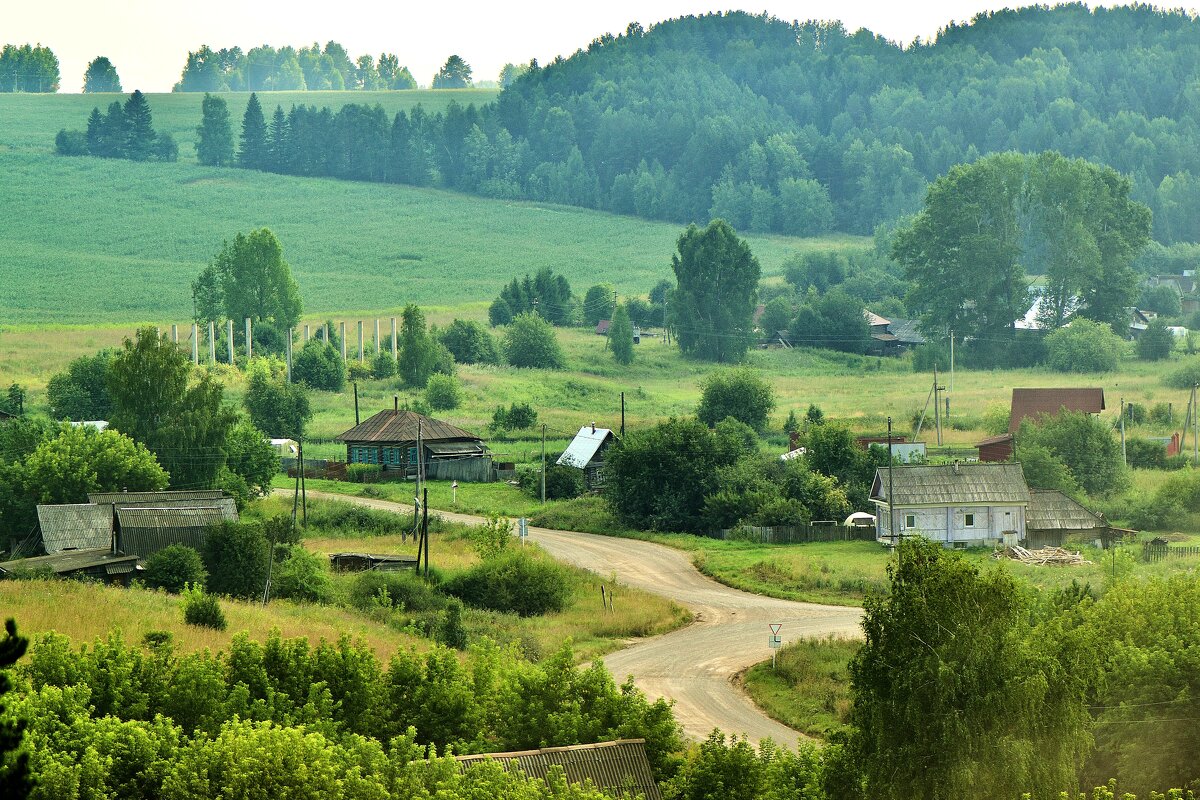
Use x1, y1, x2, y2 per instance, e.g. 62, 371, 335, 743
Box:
994, 545, 1092, 566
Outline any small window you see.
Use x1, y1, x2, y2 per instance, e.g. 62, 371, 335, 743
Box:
904, 514, 916, 529
964, 513, 975, 528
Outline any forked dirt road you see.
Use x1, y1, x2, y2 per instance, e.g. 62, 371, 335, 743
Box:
293, 490, 864, 747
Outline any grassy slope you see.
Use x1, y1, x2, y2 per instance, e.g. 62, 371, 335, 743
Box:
0, 90, 865, 324
739, 636, 859, 739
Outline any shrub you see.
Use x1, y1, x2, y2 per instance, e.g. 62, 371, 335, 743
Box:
424, 374, 461, 410
1125, 439, 1167, 469
438, 598, 469, 649
55, 128, 88, 155
1164, 358, 1200, 389
468, 515, 513, 560
1150, 402, 1175, 425
1044, 319, 1124, 373
518, 464, 583, 500
271, 545, 335, 603
348, 570, 444, 612
202, 521, 270, 599
143, 545, 207, 593
182, 584, 227, 630
1128, 496, 1185, 531
346, 463, 382, 483
491, 402, 538, 431
346, 361, 372, 381
371, 350, 396, 379
503, 312, 565, 369
697, 368, 775, 430
292, 339, 345, 391
438, 319, 499, 365
443, 551, 571, 616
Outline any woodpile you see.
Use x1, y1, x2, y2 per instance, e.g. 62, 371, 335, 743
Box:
994, 545, 1092, 566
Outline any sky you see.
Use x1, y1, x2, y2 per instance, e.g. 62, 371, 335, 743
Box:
5, 1, 1193, 93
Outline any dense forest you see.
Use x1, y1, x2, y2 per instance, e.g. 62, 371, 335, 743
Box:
174, 42, 418, 92
0, 44, 58, 92
194, 6, 1200, 245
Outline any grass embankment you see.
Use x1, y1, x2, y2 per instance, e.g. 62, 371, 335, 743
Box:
739, 636, 860, 739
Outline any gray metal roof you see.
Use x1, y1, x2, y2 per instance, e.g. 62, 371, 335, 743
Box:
88, 489, 225, 505
456, 739, 660, 800
116, 505, 237, 561
557, 426, 616, 469
871, 463, 1031, 506
0, 548, 138, 576
1026, 489, 1103, 531
36, 504, 113, 553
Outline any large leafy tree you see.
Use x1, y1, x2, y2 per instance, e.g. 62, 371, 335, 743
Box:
696, 368, 773, 430
850, 538, 1091, 800
82, 56, 121, 92
0, 619, 30, 799
196, 92, 234, 166
1018, 410, 1128, 496
670, 220, 760, 363
502, 312, 565, 369
45, 350, 115, 421
609, 303, 635, 366
192, 228, 302, 332
397, 304, 440, 387
244, 359, 311, 438
432, 55, 472, 88
107, 326, 237, 490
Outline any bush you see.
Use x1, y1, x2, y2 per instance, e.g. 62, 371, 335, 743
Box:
292, 339, 345, 391
55, 128, 88, 155
1137, 319, 1175, 361
271, 545, 335, 603
346, 463, 382, 483
202, 521, 270, 599
182, 584, 227, 630
468, 515, 513, 560
348, 570, 444, 612
1044, 319, 1124, 373
424, 374, 462, 410
1126, 439, 1168, 469
697, 368, 775, 430
438, 598, 468, 649
912, 342, 949, 372
1164, 358, 1200, 389
491, 402, 538, 431
347, 361, 372, 381
518, 464, 583, 500
443, 551, 571, 616
503, 312, 565, 369
371, 350, 396, 379
305, 499, 412, 535
143, 544, 207, 593
488, 297, 514, 327
1128, 496, 1185, 531
438, 319, 499, 365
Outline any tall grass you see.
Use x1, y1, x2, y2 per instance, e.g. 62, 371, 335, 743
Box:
741, 635, 860, 739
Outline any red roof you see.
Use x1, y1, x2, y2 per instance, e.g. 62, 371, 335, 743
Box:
1009, 388, 1105, 433
336, 410, 481, 444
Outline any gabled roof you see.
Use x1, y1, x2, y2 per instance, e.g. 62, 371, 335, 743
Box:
595, 319, 611, 335
1027, 489, 1103, 531
115, 505, 235, 530
1010, 388, 1106, 433
336, 409, 481, 444
864, 310, 891, 327
455, 739, 661, 800
886, 318, 926, 345
37, 504, 113, 553
557, 426, 616, 469
88, 489, 225, 505
976, 433, 1015, 447
871, 463, 1031, 506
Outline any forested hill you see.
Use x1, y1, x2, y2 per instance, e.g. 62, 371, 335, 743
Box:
482, 5, 1200, 243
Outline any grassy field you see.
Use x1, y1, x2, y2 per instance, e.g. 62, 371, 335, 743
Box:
0, 90, 864, 325
740, 636, 860, 739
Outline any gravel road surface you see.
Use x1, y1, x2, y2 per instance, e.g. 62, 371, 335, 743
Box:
291, 489, 864, 747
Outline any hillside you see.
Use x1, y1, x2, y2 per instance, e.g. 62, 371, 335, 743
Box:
0, 143, 857, 324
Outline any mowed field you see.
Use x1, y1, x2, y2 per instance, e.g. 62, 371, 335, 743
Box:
0, 90, 867, 324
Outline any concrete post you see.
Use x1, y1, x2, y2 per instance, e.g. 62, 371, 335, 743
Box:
374, 319, 380, 357
358, 321, 364, 362
245, 318, 253, 362
391, 317, 397, 360
303, 324, 310, 342
339, 323, 347, 362
171, 324, 178, 344
208, 321, 216, 365
191, 324, 198, 364
227, 320, 234, 365
323, 323, 328, 343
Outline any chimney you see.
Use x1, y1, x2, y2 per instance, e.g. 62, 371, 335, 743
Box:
953, 461, 959, 475
394, 395, 399, 412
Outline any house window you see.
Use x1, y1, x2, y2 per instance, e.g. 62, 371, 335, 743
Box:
408, 447, 419, 465
904, 514, 916, 529
964, 513, 975, 528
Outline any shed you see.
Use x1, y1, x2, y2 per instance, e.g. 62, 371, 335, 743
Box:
115, 505, 235, 561
595, 319, 611, 335
871, 463, 1030, 548
886, 318, 926, 347
557, 425, 617, 490
36, 503, 113, 554
1009, 388, 1105, 433
88, 489, 226, 505
0, 548, 140, 584
976, 433, 1015, 462
1025, 489, 1105, 549
455, 739, 661, 800
336, 407, 488, 480
329, 552, 419, 572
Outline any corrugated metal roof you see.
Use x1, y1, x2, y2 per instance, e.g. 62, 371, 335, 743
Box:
871, 463, 1030, 506
36, 504, 113, 553
106, 497, 238, 517
1010, 388, 1106, 433
88, 489, 225, 505
0, 548, 138, 576
557, 426, 615, 469
1027, 489, 1103, 531
336, 410, 482, 444
116, 505, 236, 561
887, 318, 926, 344
455, 739, 660, 800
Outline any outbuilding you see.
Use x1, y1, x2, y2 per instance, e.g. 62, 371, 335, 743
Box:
557, 424, 617, 490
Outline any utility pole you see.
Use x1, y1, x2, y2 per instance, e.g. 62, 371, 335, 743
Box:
887, 416, 896, 548
1120, 398, 1127, 465
353, 382, 360, 426
949, 330, 955, 394
422, 486, 429, 576
933, 366, 944, 447
299, 438, 307, 527
1194, 384, 1198, 465
541, 424, 547, 504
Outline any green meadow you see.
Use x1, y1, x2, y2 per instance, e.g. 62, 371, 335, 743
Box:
0, 90, 866, 325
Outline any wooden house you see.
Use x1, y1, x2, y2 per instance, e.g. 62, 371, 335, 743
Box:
336, 405, 489, 481
455, 739, 661, 800
557, 424, 617, 489
1025, 489, 1106, 549
1009, 388, 1105, 433
36, 503, 114, 554
870, 463, 1030, 548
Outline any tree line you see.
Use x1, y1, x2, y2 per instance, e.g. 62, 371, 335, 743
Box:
0, 44, 58, 92
174, 41, 420, 92
54, 91, 177, 161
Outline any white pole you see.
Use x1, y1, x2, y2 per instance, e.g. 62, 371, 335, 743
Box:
245, 317, 253, 362
208, 321, 216, 364
191, 324, 198, 364
227, 320, 235, 365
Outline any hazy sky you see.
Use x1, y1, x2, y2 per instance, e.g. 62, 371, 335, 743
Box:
6, 1, 1189, 93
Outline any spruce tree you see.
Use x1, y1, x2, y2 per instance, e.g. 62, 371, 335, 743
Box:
610, 303, 635, 365
101, 100, 127, 158
85, 107, 104, 155
196, 92, 234, 166
267, 105, 288, 172
239, 92, 267, 170
122, 90, 156, 161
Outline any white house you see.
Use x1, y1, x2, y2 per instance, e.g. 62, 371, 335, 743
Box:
870, 462, 1030, 548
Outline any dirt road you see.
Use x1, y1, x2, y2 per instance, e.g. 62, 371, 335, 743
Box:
292, 490, 864, 747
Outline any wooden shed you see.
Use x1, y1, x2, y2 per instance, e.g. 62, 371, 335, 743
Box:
115, 504, 237, 561
976, 433, 1014, 462
36, 503, 113, 554
1025, 489, 1106, 549
0, 548, 140, 584
455, 739, 661, 800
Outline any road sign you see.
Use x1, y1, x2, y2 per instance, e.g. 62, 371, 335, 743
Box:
769, 623, 782, 636
768, 635, 782, 649
518, 517, 529, 543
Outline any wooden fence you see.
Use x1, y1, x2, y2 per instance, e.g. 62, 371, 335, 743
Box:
712, 522, 877, 544
1142, 543, 1200, 562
